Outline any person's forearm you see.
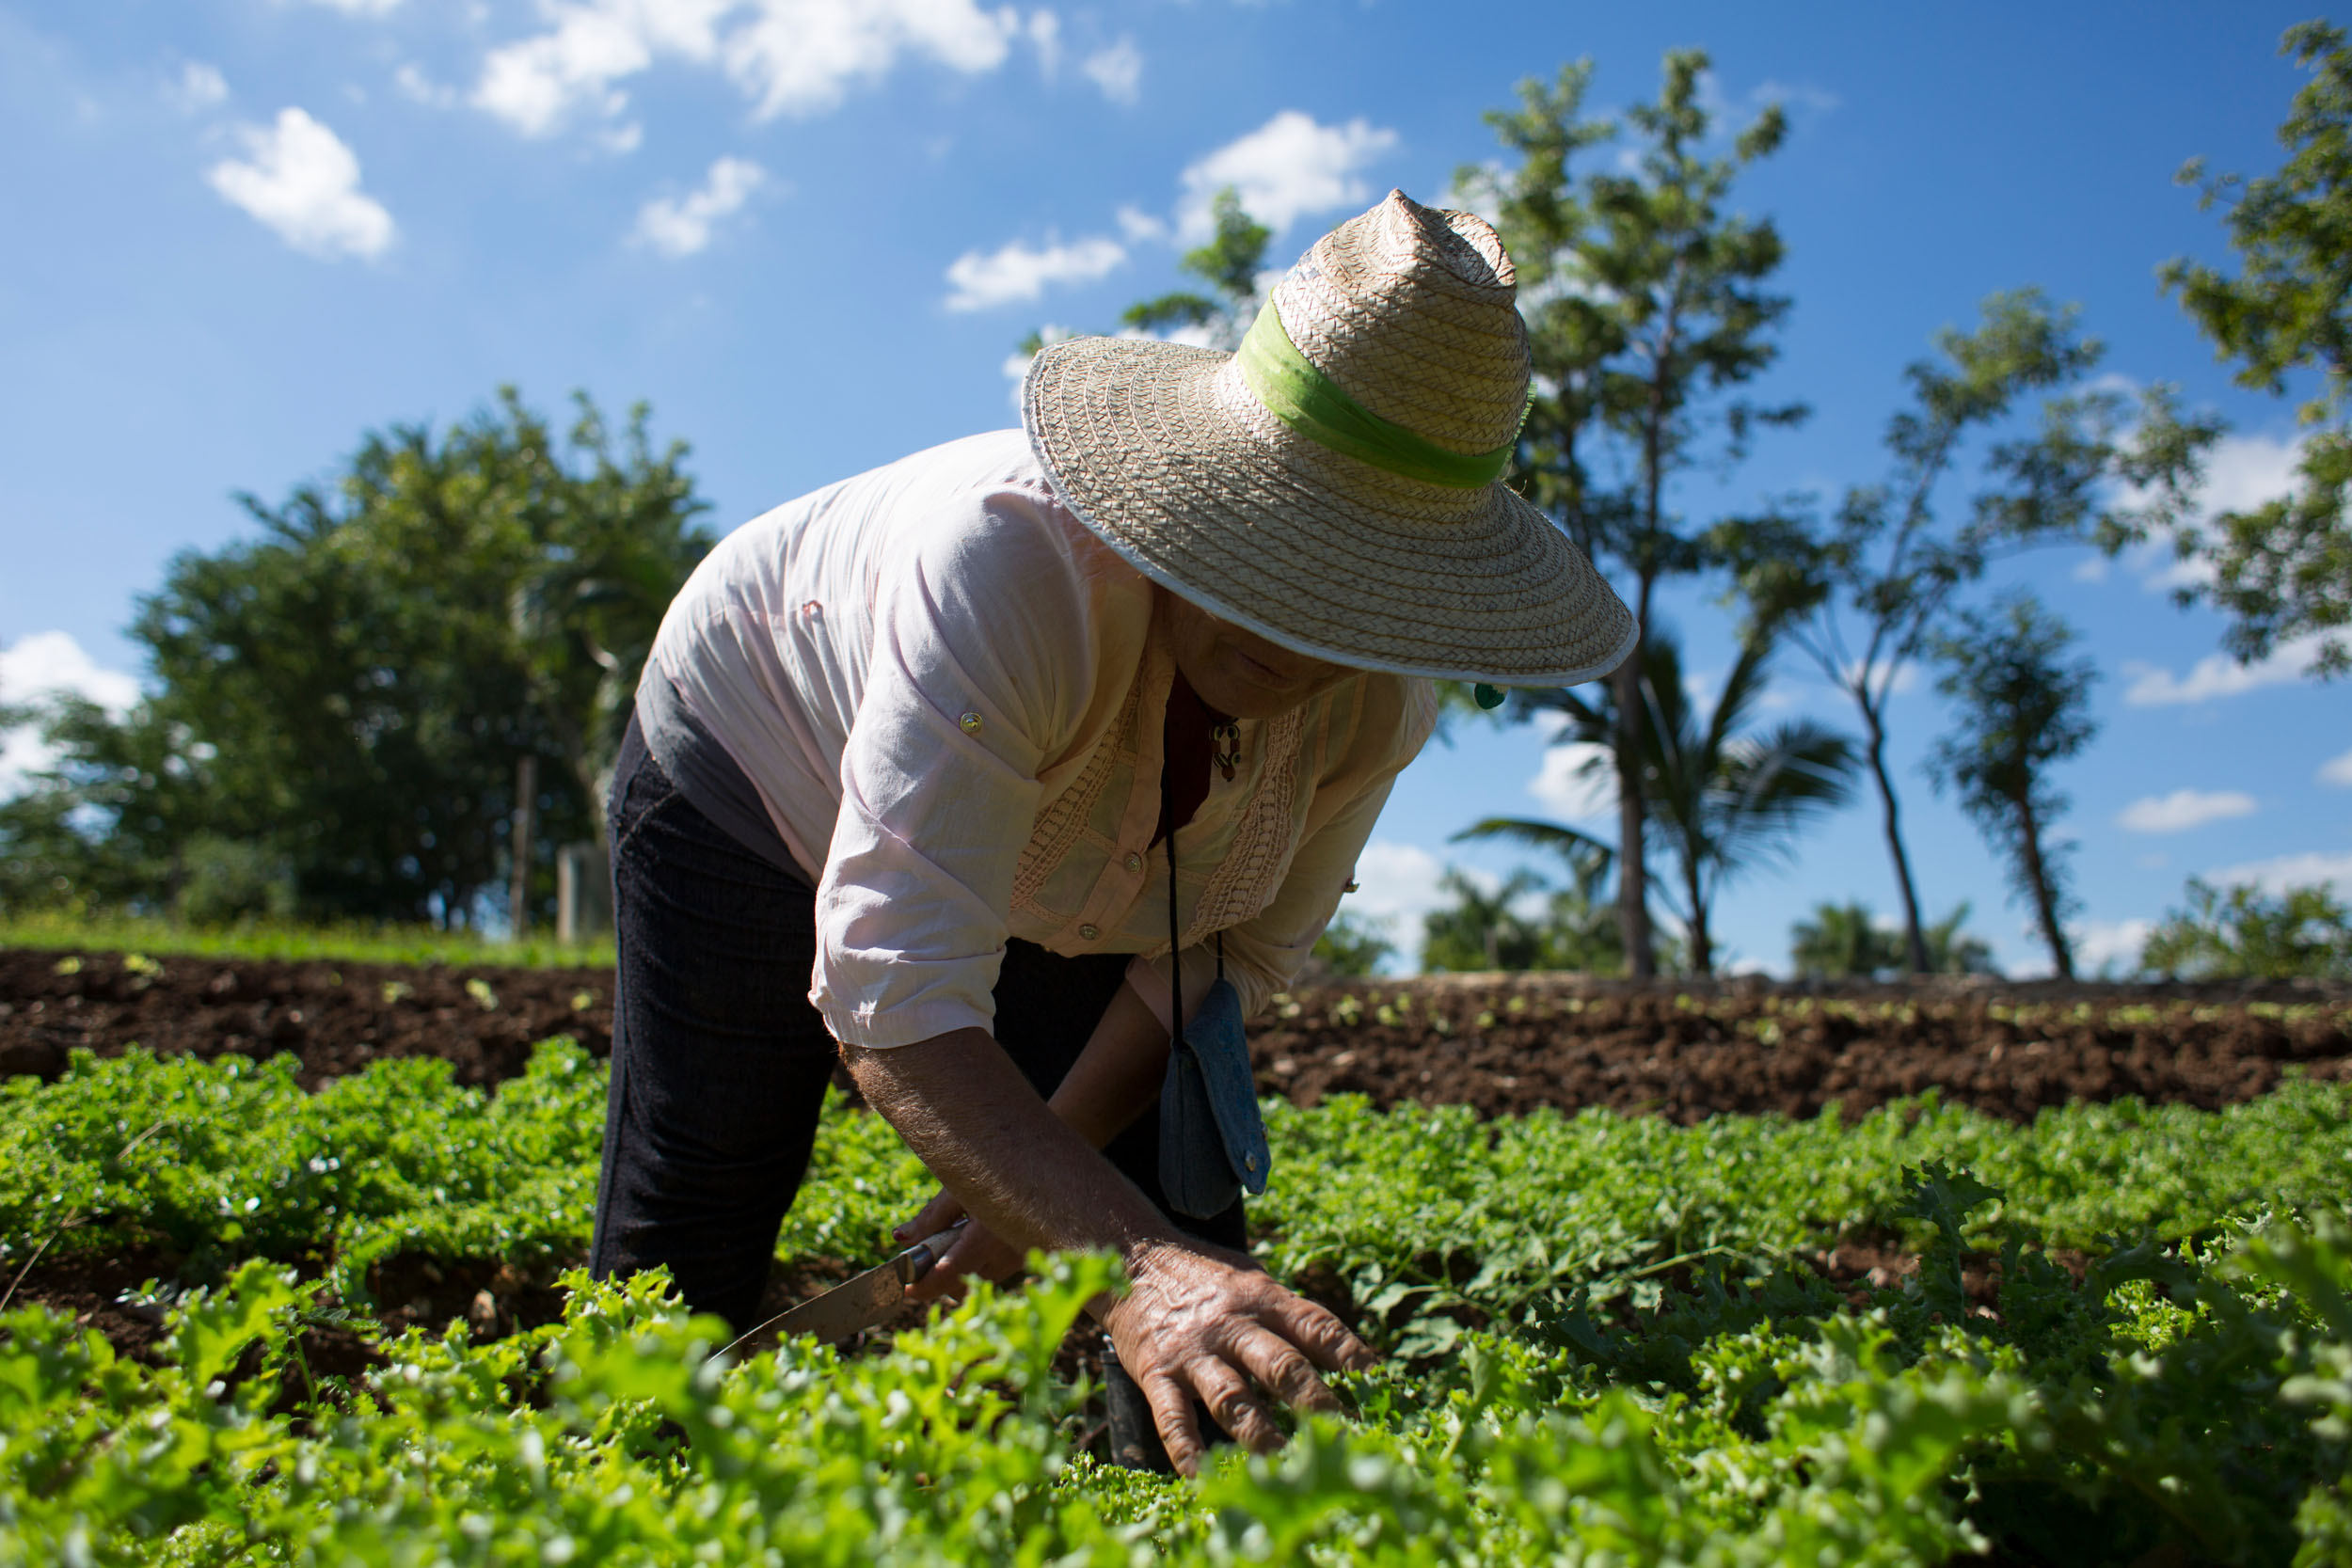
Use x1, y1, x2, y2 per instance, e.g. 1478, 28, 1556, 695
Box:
1043, 980, 1171, 1148
844, 1028, 1177, 1260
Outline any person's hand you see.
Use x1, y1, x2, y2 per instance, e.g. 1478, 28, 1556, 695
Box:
1098, 1238, 1376, 1476
895, 1189, 1024, 1304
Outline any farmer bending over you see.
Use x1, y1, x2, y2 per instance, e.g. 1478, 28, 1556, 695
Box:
591, 191, 1634, 1474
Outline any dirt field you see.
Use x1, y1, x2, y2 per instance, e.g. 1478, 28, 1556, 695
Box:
4, 946, 2346, 1122
6, 948, 2344, 1376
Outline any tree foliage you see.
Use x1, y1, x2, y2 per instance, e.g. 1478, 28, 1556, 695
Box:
2141, 877, 2352, 980
1482, 625, 1853, 975
1789, 900, 1996, 980
1420, 867, 1551, 973
1120, 188, 1271, 348
2112, 21, 2352, 678
0, 389, 709, 926
1716, 289, 2192, 973
1465, 51, 1804, 977
1924, 594, 2098, 978
1310, 911, 1397, 977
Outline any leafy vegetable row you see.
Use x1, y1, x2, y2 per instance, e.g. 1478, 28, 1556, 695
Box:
5, 1180, 2348, 1565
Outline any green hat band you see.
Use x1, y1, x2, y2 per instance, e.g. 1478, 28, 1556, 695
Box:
1233, 299, 1520, 491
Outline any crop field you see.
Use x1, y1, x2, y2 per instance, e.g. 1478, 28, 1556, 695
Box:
2, 951, 2350, 1564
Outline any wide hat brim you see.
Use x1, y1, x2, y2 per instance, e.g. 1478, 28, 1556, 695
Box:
1023, 334, 1637, 687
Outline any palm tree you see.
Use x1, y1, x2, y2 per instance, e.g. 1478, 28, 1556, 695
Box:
1923, 903, 1998, 975
1461, 626, 1858, 974
1421, 867, 1550, 972
1791, 900, 1906, 978
1792, 899, 1998, 979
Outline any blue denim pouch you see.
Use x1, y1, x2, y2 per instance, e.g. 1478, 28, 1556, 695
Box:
1158, 974, 1270, 1220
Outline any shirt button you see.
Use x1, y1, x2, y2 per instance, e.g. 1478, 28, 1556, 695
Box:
959, 711, 983, 734
1078, 923, 1100, 941
1123, 852, 1142, 872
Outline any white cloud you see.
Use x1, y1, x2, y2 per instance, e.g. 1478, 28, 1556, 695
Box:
206, 107, 396, 261
631, 155, 767, 256
1344, 840, 1452, 929
2121, 629, 2333, 706
1527, 738, 1615, 823
0, 632, 138, 714
472, 0, 1033, 137
1114, 203, 1167, 244
1838, 657, 1917, 698
1176, 110, 1398, 240
394, 63, 457, 108
296, 0, 404, 13
1441, 161, 1505, 228
727, 0, 1026, 119
1025, 8, 1059, 74
2112, 430, 2304, 596
2321, 747, 2352, 787
1082, 37, 1140, 103
2207, 849, 2352, 899
2116, 788, 2258, 834
999, 322, 1073, 406
943, 231, 1123, 311
169, 61, 229, 112
2193, 429, 2304, 517
0, 632, 141, 799
1751, 77, 1841, 115
2070, 553, 2109, 584
2073, 918, 2153, 975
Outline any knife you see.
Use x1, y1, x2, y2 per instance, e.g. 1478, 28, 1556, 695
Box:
722, 1223, 965, 1355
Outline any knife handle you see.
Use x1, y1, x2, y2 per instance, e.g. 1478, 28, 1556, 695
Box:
902, 1221, 968, 1284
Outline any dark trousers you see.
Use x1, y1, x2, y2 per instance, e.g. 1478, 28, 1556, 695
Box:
590, 721, 1243, 1334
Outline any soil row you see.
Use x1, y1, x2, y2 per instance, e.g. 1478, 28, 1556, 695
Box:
4, 947, 2345, 1123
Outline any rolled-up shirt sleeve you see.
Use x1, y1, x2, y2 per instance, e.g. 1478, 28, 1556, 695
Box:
812, 497, 1093, 1047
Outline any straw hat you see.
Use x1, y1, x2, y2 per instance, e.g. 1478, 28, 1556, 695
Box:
1023, 189, 1635, 687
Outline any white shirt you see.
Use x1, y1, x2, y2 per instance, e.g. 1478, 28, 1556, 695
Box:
648, 430, 1437, 1048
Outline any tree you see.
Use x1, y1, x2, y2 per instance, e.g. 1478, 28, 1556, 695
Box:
1532, 882, 1628, 974
2117, 22, 2352, 678
1420, 867, 1549, 973
1924, 594, 2097, 978
1791, 899, 1995, 979
1120, 189, 1271, 350
1461, 625, 1855, 975
1713, 289, 2201, 973
1466, 52, 1805, 976
1444, 813, 1623, 974
1789, 901, 1905, 980
1310, 911, 1396, 977
506, 393, 716, 845
0, 694, 225, 915
8, 389, 709, 926
2141, 877, 2352, 980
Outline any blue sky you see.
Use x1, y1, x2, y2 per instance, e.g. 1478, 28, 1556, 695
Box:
2, 0, 2345, 974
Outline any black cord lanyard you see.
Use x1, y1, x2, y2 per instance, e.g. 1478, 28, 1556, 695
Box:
1166, 821, 1225, 1053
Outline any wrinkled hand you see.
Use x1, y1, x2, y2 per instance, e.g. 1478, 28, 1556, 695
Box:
896, 1189, 1025, 1304
1100, 1239, 1376, 1476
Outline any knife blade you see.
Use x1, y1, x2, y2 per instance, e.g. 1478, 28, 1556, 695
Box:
723, 1223, 964, 1354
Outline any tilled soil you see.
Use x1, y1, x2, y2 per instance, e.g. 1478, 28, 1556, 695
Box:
0, 946, 612, 1090
3, 948, 2346, 1125
1253, 973, 2351, 1123
9, 947, 2332, 1399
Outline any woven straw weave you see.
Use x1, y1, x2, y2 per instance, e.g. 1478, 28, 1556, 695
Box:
1024, 189, 1635, 686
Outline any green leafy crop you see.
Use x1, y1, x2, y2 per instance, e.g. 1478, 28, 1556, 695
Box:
4, 1042, 2351, 1563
